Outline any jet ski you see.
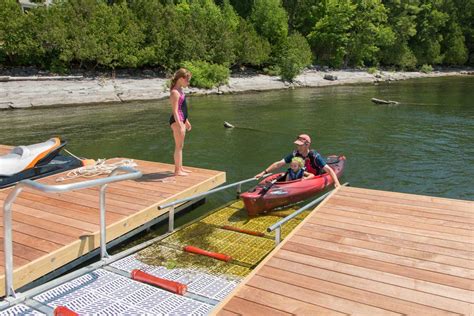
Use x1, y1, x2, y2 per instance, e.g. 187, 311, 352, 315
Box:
0, 137, 83, 189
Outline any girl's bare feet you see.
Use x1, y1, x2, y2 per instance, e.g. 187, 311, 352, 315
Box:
175, 171, 189, 176
181, 168, 192, 173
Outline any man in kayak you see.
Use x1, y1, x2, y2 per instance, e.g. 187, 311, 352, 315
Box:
255, 134, 341, 188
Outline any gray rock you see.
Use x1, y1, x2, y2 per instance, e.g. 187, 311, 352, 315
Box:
323, 74, 338, 81
142, 70, 155, 77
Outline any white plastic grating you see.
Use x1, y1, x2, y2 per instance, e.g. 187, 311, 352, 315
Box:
33, 269, 212, 315
112, 254, 240, 301
0, 304, 44, 316
186, 274, 238, 300
109, 255, 156, 273
214, 283, 238, 301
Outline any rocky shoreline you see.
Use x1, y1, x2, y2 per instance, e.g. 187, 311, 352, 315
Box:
0, 69, 471, 110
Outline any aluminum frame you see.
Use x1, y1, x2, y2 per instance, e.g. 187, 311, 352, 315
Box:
2, 166, 142, 298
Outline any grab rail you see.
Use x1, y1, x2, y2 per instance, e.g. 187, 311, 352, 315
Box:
2, 166, 142, 298
267, 183, 349, 245
158, 174, 270, 233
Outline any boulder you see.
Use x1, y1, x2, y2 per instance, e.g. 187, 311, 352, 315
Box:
323, 74, 338, 81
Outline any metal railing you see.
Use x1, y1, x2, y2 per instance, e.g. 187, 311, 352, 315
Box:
158, 175, 269, 233
2, 166, 142, 298
267, 183, 349, 245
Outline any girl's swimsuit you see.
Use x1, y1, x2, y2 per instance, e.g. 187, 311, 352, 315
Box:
169, 89, 188, 125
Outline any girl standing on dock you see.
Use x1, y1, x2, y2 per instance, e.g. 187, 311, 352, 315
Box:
169, 68, 192, 176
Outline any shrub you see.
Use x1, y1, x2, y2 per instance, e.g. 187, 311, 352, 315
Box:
250, 0, 288, 46
262, 65, 280, 76
420, 64, 433, 73
442, 22, 468, 65
0, 0, 42, 65
367, 67, 378, 74
234, 18, 271, 66
182, 60, 230, 89
307, 0, 354, 68
276, 33, 312, 82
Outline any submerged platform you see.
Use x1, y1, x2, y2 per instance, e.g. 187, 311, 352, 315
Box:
214, 186, 474, 315
0, 201, 306, 314
0, 144, 226, 297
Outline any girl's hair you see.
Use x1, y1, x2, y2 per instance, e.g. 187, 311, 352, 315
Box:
170, 68, 192, 89
291, 157, 305, 168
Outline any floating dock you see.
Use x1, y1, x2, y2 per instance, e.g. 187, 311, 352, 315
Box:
2, 144, 473, 315
0, 201, 306, 314
0, 144, 226, 297
214, 186, 474, 315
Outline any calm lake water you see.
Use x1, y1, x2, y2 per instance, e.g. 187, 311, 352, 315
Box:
1, 76, 473, 229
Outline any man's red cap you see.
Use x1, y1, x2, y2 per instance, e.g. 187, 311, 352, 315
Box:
294, 134, 311, 145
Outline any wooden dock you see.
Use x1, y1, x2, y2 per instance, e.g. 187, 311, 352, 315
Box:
214, 186, 474, 315
0, 144, 226, 297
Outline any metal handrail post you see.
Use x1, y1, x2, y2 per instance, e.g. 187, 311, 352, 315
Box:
267, 183, 348, 245
99, 167, 132, 260
275, 227, 281, 246
99, 184, 109, 259
168, 205, 175, 232
2, 166, 141, 298
3, 185, 25, 298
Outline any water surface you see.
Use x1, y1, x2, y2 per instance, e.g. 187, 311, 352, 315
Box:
1, 77, 472, 223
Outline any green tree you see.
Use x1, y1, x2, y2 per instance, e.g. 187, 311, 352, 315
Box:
282, 0, 324, 35
182, 60, 230, 88
380, 0, 420, 69
276, 32, 312, 81
160, 0, 238, 68
438, 0, 470, 65
234, 18, 271, 66
442, 21, 468, 65
345, 0, 394, 67
308, 0, 355, 67
226, 0, 254, 18
0, 0, 41, 64
28, 4, 68, 70
250, 0, 289, 46
410, 0, 449, 65
452, 0, 473, 64
127, 0, 168, 67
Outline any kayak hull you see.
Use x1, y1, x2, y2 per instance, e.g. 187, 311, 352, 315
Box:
241, 155, 346, 216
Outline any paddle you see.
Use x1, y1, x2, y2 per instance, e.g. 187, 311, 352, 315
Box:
259, 172, 288, 196
259, 178, 278, 196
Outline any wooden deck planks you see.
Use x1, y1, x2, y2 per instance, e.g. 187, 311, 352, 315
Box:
0, 144, 226, 295
214, 186, 474, 315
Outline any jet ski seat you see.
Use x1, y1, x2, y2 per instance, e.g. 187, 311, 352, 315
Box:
0, 138, 63, 177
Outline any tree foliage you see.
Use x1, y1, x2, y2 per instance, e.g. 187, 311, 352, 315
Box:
308, 0, 355, 68
234, 18, 272, 66
182, 60, 230, 88
0, 0, 472, 74
277, 33, 312, 81
250, 0, 289, 46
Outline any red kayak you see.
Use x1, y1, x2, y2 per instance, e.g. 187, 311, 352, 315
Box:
241, 155, 346, 216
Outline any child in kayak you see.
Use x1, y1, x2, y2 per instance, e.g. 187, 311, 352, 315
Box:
286, 157, 314, 181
